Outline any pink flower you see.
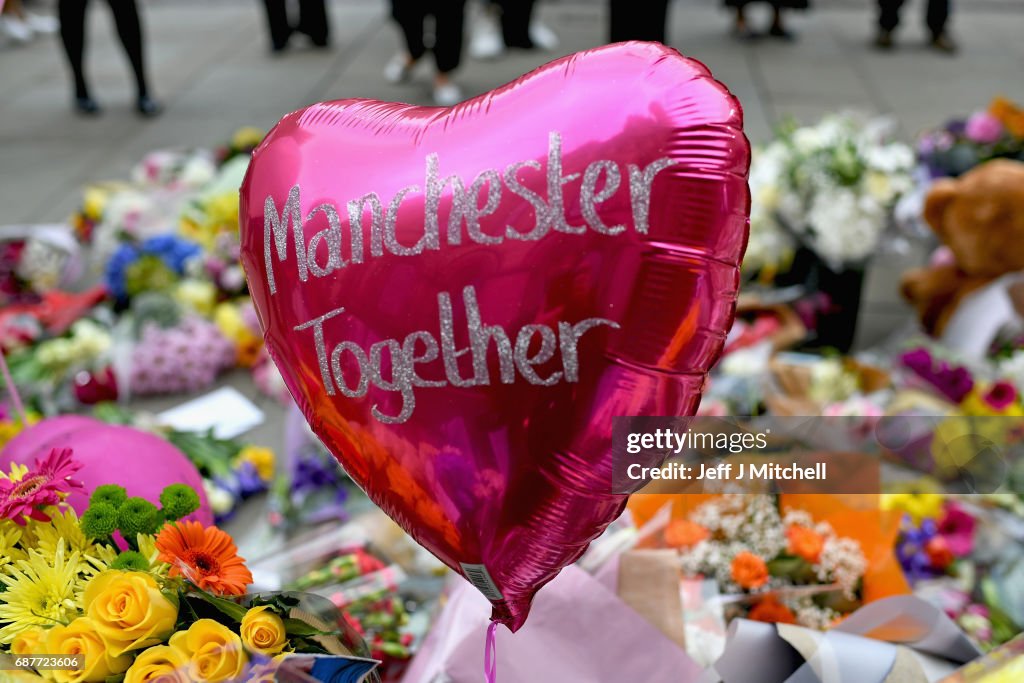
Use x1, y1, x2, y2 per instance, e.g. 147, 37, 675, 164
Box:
938, 503, 976, 557
983, 381, 1018, 411
964, 112, 1004, 144
0, 448, 83, 525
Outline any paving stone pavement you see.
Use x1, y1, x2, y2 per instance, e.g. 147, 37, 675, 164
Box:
1, 0, 1022, 345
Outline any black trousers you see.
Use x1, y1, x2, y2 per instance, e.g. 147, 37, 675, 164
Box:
609, 0, 670, 44
262, 0, 329, 49
392, 0, 467, 74
878, 0, 949, 38
496, 0, 536, 48
58, 0, 149, 99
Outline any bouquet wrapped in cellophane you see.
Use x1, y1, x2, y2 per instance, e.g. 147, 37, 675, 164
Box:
0, 447, 379, 682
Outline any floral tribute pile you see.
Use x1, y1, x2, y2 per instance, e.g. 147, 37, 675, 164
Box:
0, 447, 371, 682
0, 127, 281, 415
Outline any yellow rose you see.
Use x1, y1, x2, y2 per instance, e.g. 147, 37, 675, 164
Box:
240, 606, 288, 656
123, 645, 191, 683
169, 619, 248, 682
10, 626, 46, 656
45, 617, 131, 683
83, 571, 178, 656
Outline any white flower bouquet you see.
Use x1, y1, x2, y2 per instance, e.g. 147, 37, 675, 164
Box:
746, 113, 915, 274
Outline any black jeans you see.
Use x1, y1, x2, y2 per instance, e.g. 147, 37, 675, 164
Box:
496, 0, 536, 48
878, 0, 949, 38
262, 0, 329, 49
58, 0, 149, 98
609, 0, 670, 43
392, 0, 467, 74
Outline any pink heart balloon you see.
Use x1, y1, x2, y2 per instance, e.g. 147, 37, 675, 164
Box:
240, 42, 749, 631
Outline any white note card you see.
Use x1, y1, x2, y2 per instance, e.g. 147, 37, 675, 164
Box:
156, 386, 265, 439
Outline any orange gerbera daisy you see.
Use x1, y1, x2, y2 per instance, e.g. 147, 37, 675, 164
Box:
155, 521, 253, 595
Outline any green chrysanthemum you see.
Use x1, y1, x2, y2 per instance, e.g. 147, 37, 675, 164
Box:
111, 551, 150, 572
80, 503, 118, 539
118, 497, 162, 537
159, 484, 201, 521
90, 484, 128, 509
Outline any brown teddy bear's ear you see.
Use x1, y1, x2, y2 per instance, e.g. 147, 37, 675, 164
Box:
922, 179, 957, 237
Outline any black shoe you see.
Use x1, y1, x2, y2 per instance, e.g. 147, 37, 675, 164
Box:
930, 33, 958, 54
136, 95, 163, 118
874, 30, 894, 50
295, 25, 329, 48
768, 24, 795, 40
74, 96, 101, 116
732, 24, 759, 41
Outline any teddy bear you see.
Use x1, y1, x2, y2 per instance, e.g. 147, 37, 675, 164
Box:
900, 158, 1024, 336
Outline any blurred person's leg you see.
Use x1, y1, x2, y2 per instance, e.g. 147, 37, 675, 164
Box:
385, 0, 427, 83
106, 0, 159, 115
875, 0, 902, 48
58, 0, 98, 113
296, 0, 329, 47
432, 0, 467, 105
926, 0, 955, 52
497, 0, 533, 48
609, 0, 669, 44
262, 0, 291, 52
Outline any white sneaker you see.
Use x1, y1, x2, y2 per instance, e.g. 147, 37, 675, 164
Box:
530, 22, 559, 51
469, 15, 504, 60
26, 13, 59, 35
433, 82, 463, 107
384, 54, 413, 84
0, 16, 34, 43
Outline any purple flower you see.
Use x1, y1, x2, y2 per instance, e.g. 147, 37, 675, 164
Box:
900, 348, 933, 374
897, 516, 942, 581
964, 112, 1004, 144
235, 461, 266, 497
899, 347, 974, 403
946, 119, 967, 137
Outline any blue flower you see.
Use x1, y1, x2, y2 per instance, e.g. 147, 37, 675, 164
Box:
105, 243, 141, 300
141, 234, 201, 274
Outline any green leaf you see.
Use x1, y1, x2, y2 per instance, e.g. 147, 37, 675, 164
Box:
188, 588, 248, 623
766, 555, 808, 579
282, 617, 339, 638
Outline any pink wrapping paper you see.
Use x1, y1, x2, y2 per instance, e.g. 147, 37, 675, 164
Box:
402, 565, 703, 683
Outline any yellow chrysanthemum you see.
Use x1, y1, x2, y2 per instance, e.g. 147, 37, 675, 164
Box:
0, 521, 26, 569
0, 462, 29, 484
136, 534, 170, 577
236, 446, 275, 481
27, 508, 92, 556
0, 539, 86, 643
